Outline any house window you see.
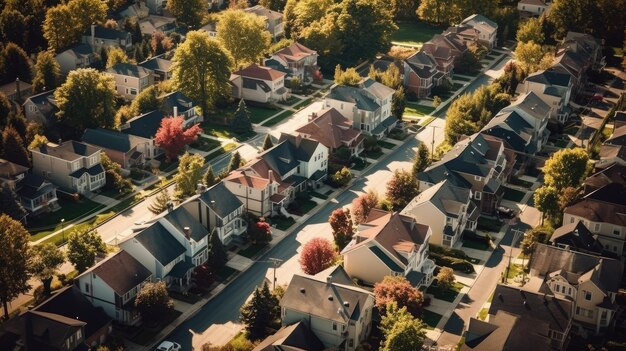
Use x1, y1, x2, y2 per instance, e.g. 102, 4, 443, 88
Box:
584, 290, 592, 301
349, 339, 354, 347
570, 217, 575, 223
474, 191, 482, 200
84, 283, 90, 293
332, 322, 337, 331
613, 227, 621, 236
474, 175, 482, 181
130, 88, 137, 95
594, 223, 601, 232
124, 78, 128, 83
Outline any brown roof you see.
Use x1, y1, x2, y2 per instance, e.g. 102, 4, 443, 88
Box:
86, 250, 152, 295
565, 183, 626, 227
295, 108, 361, 149
274, 42, 316, 63
583, 163, 626, 193
224, 170, 271, 189
234, 64, 285, 82
0, 158, 28, 179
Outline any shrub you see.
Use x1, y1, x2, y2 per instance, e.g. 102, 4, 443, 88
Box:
329, 167, 352, 187
429, 252, 475, 274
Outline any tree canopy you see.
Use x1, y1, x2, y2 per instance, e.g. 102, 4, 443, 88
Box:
174, 152, 205, 199
240, 281, 280, 340
534, 186, 560, 226
166, 0, 206, 29
230, 99, 253, 135
385, 169, 419, 210
2, 43, 32, 84
29, 243, 65, 297
516, 17, 544, 44
379, 302, 426, 351
33, 50, 61, 93
298, 238, 338, 275
0, 214, 31, 319
66, 229, 106, 273
0, 183, 26, 221
217, 10, 272, 68
2, 125, 30, 167
374, 275, 424, 317
154, 117, 201, 161
412, 142, 431, 177
542, 148, 589, 190
329, 207, 354, 250
135, 281, 174, 321
351, 190, 380, 225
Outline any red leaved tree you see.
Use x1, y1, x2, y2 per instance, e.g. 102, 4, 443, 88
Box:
374, 275, 424, 317
328, 208, 354, 250
299, 238, 338, 275
352, 190, 380, 225
154, 116, 201, 161
248, 217, 272, 244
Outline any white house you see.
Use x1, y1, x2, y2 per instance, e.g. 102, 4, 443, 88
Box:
55, 44, 96, 75
517, 0, 552, 16
230, 64, 289, 103
106, 63, 155, 101
518, 68, 574, 123
460, 14, 498, 49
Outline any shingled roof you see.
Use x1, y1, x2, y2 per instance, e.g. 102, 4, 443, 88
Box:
84, 250, 152, 296
83, 128, 133, 153
234, 64, 285, 81
34, 140, 100, 161
550, 221, 604, 255
295, 108, 361, 149
198, 182, 244, 219
132, 222, 186, 265
272, 42, 316, 63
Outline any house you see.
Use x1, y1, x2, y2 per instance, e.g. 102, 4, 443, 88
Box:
460, 14, 498, 49
444, 24, 481, 49
55, 44, 96, 75
0, 79, 32, 103
145, 0, 165, 15
402, 179, 478, 248
324, 78, 396, 138
528, 244, 623, 334
281, 265, 375, 351
223, 134, 328, 217
614, 111, 626, 129
517, 0, 552, 16
497, 91, 551, 147
253, 320, 324, 351
30, 141, 106, 195
82, 24, 132, 53
82, 128, 144, 169
421, 33, 468, 77
480, 284, 573, 350
417, 133, 515, 214
23, 89, 59, 132
403, 51, 442, 99
550, 221, 605, 256
341, 209, 436, 287
563, 182, 626, 256
582, 163, 626, 195
77, 250, 152, 326
518, 68, 574, 123
138, 56, 173, 81
562, 32, 605, 71
230, 64, 289, 103
264, 42, 319, 84
596, 144, 626, 169
0, 158, 28, 190
0, 158, 59, 214
244, 5, 284, 40
138, 15, 177, 37
199, 22, 217, 38
160, 90, 201, 124
294, 108, 364, 157
107, 63, 155, 101
604, 124, 626, 146
551, 48, 590, 97
117, 1, 149, 19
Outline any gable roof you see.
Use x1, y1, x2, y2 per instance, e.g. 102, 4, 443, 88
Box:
583, 163, 626, 192
295, 108, 361, 149
244, 5, 282, 21
504, 91, 551, 121
0, 158, 28, 179
565, 182, 626, 227
24, 89, 58, 119
198, 182, 243, 218
121, 110, 164, 139
84, 250, 152, 295
87, 25, 130, 41
57, 44, 93, 59
160, 90, 194, 114
224, 170, 270, 189
162, 205, 209, 242
328, 85, 380, 112
361, 77, 395, 100
464, 310, 552, 351
34, 140, 100, 161
234, 64, 285, 81
461, 14, 498, 30
525, 68, 572, 88
20, 311, 85, 349
132, 222, 186, 265
404, 51, 438, 79
272, 42, 316, 63
83, 128, 133, 153
403, 179, 472, 218
107, 63, 152, 78
253, 321, 324, 351
482, 111, 535, 153
139, 56, 173, 73
550, 221, 604, 255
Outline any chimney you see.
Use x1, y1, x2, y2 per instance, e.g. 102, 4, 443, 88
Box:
309, 112, 317, 122
326, 275, 333, 285
183, 226, 191, 239
196, 183, 206, 194
91, 23, 96, 49
268, 170, 274, 182
173, 106, 178, 118
15, 78, 21, 102
166, 202, 174, 212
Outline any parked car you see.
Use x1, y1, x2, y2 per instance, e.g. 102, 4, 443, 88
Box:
497, 206, 516, 218
157, 341, 181, 351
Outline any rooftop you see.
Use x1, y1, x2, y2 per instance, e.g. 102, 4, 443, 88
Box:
33, 140, 100, 161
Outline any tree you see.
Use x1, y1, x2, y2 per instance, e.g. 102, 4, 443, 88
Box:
105, 47, 129, 69
329, 208, 354, 250
390, 0, 417, 20
43, 5, 76, 51
148, 188, 171, 215
66, 229, 106, 272
207, 230, 228, 269
330, 166, 352, 187
374, 275, 423, 317
240, 281, 280, 340
154, 117, 201, 161
203, 166, 218, 187
28, 134, 48, 150
0, 92, 10, 129
521, 225, 553, 257
151, 31, 173, 56
67, 0, 108, 37
386, 169, 419, 210
417, 0, 455, 26
227, 151, 243, 173
2, 126, 29, 167
0, 184, 26, 221
33, 51, 61, 93
100, 153, 132, 193
248, 217, 272, 244
559, 186, 580, 210
172, 31, 234, 117
283, 0, 333, 39
352, 190, 380, 225
543, 148, 589, 190
515, 41, 551, 74
28, 244, 65, 297
516, 17, 544, 44
546, 0, 597, 39
433, 96, 442, 108
55, 69, 117, 137
166, 0, 205, 28
534, 186, 560, 226
436, 267, 455, 291
230, 99, 253, 135
298, 238, 338, 275
455, 49, 482, 75
262, 134, 274, 151
135, 281, 173, 321
130, 85, 161, 115
0, 9, 28, 49
260, 0, 287, 11
0, 214, 30, 319
2, 43, 32, 84
173, 152, 205, 199
133, 44, 145, 63
334, 65, 361, 86
412, 143, 431, 177
379, 302, 426, 351
392, 87, 406, 120
218, 10, 272, 68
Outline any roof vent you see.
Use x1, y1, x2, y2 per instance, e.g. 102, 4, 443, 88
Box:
343, 301, 350, 308
328, 295, 334, 301
299, 288, 305, 294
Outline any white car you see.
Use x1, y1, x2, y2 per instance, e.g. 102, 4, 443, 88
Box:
156, 341, 181, 351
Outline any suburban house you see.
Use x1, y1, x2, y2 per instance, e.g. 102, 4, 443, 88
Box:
614, 111, 626, 128
107, 63, 155, 101
82, 24, 132, 53
551, 47, 590, 97
138, 15, 177, 37
244, 5, 284, 40
528, 244, 623, 335
117, 1, 149, 19
138, 56, 173, 81
517, 0, 552, 16
324, 78, 396, 138
402, 179, 478, 248
0, 158, 59, 214
294, 108, 364, 157
582, 163, 626, 195
460, 14, 498, 49
145, 0, 164, 15
550, 221, 605, 256
518, 68, 574, 123
341, 209, 436, 288
30, 141, 106, 195
223, 134, 328, 217
497, 91, 551, 148
55, 44, 96, 75
230, 64, 289, 103
597, 144, 626, 169
417, 133, 515, 214
23, 89, 59, 131
77, 250, 152, 326
444, 24, 481, 49
604, 124, 626, 146
477, 284, 573, 350
160, 90, 201, 124
199, 22, 217, 38
403, 51, 442, 98
281, 265, 375, 351
264, 42, 319, 84
563, 182, 626, 256
562, 31, 605, 72
464, 310, 551, 351
421, 32, 468, 76
0, 79, 32, 103
82, 128, 144, 169
253, 320, 324, 351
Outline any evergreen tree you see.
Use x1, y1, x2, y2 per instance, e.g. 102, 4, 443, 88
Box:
262, 134, 274, 151
2, 43, 32, 84
203, 165, 218, 187
412, 142, 431, 177
134, 44, 145, 63
207, 230, 228, 269
0, 183, 26, 221
148, 188, 171, 215
240, 281, 280, 340
99, 46, 108, 68
227, 151, 243, 173
230, 99, 252, 135
2, 126, 29, 167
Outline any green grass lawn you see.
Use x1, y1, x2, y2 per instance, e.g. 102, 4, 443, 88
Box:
427, 282, 464, 302
247, 105, 283, 124
507, 263, 523, 280
502, 187, 526, 202
364, 148, 384, 159
378, 140, 396, 149
262, 110, 294, 126
28, 197, 105, 237
201, 121, 256, 141
404, 103, 436, 117
421, 309, 443, 330
310, 191, 329, 200
279, 96, 301, 106
268, 216, 296, 231
391, 21, 442, 46
477, 217, 503, 233
293, 98, 312, 110
238, 243, 268, 258
190, 137, 221, 151
204, 142, 238, 163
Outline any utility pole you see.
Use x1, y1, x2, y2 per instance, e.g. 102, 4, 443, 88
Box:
506, 228, 525, 284
429, 125, 441, 160
267, 258, 283, 290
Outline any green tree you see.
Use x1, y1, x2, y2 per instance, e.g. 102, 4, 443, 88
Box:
207, 230, 228, 269
515, 41, 552, 74
0, 8, 28, 49
33, 51, 61, 93
390, 0, 417, 20
133, 44, 145, 63
2, 43, 32, 83
433, 96, 442, 107
218, 10, 272, 68
172, 31, 234, 118
28, 244, 65, 297
380, 302, 426, 351
516, 17, 544, 44
436, 267, 455, 291
329, 207, 354, 250
230, 99, 253, 135
66, 229, 106, 272
100, 151, 132, 194
521, 225, 553, 257
331, 166, 352, 187
174, 152, 205, 199
543, 148, 589, 190
283, 0, 333, 39
386, 169, 419, 210
105, 47, 129, 69
0, 183, 26, 221
227, 151, 243, 173
2, 126, 30, 167
43, 5, 77, 51
334, 65, 361, 86
167, 0, 205, 28
67, 0, 108, 37
412, 142, 431, 177
240, 281, 280, 340
55, 68, 117, 137
262, 134, 274, 151
203, 166, 218, 187
135, 281, 174, 321
455, 49, 482, 75
148, 188, 171, 215
417, 0, 458, 26
260, 0, 287, 12
0, 214, 30, 319
130, 85, 161, 115
28, 134, 48, 150
0, 92, 11, 129
534, 186, 560, 226
547, 0, 596, 39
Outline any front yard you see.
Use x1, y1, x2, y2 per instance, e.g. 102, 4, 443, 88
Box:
267, 216, 296, 231
238, 243, 268, 259
421, 309, 443, 330
28, 197, 105, 238
403, 103, 436, 118
427, 281, 464, 303
477, 217, 503, 233
502, 187, 526, 202
190, 137, 221, 152
391, 21, 442, 47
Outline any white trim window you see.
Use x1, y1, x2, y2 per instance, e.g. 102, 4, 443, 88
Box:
474, 191, 482, 200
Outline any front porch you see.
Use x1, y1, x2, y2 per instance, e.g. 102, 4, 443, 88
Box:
407, 258, 436, 288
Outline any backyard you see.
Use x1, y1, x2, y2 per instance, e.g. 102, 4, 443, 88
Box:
391, 21, 442, 47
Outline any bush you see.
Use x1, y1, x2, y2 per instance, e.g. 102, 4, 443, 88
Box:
429, 244, 468, 260
329, 167, 352, 187
430, 252, 475, 274
363, 136, 379, 152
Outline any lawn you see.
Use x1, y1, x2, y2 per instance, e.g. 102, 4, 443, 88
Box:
454, 75, 472, 82
268, 216, 296, 231
477, 217, 503, 233
129, 310, 182, 345
204, 142, 238, 163
190, 137, 221, 152
421, 309, 443, 330
310, 191, 329, 200
262, 110, 294, 126
278, 96, 301, 106
293, 98, 312, 110
502, 187, 526, 202
427, 282, 464, 303
28, 197, 105, 237
462, 236, 491, 250
238, 243, 268, 259
201, 121, 256, 141
378, 140, 396, 150
351, 159, 370, 171
391, 21, 442, 47
506, 263, 523, 280
404, 103, 436, 117
248, 105, 283, 124
364, 148, 384, 159
215, 265, 239, 283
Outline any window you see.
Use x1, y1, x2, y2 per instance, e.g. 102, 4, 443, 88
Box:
570, 217, 575, 223
584, 290, 592, 301
474, 175, 482, 181
594, 223, 601, 232
349, 339, 354, 347
332, 322, 337, 331
474, 191, 482, 200
613, 227, 621, 236
130, 88, 137, 95
84, 283, 90, 293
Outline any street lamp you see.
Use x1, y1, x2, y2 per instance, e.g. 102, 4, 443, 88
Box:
257, 258, 284, 290
60, 218, 66, 243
